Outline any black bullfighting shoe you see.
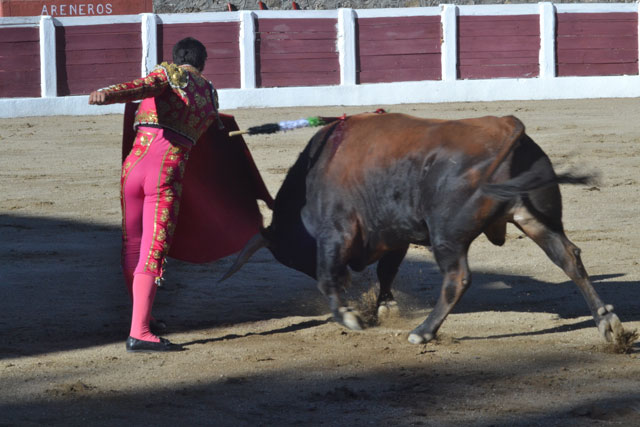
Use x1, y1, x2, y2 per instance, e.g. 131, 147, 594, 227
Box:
126, 336, 183, 353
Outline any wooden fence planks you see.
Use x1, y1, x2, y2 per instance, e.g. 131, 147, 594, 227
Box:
256, 18, 339, 88
557, 12, 638, 77
357, 16, 441, 83
458, 15, 540, 79
0, 27, 40, 97
55, 23, 141, 95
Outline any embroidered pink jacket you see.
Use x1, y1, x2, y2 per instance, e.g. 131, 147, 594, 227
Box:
99, 62, 220, 143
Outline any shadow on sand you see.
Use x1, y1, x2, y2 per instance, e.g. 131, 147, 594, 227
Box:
1, 213, 638, 359
2, 345, 639, 425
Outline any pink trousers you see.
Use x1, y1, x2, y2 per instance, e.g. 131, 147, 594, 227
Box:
120, 126, 191, 279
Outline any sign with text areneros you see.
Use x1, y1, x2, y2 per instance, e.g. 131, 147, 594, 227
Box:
0, 0, 152, 17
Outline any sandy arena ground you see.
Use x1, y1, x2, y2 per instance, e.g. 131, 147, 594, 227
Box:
1, 99, 639, 426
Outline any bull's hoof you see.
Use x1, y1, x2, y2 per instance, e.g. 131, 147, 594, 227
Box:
597, 304, 615, 316
377, 300, 399, 319
338, 307, 364, 331
408, 331, 434, 345
596, 307, 624, 343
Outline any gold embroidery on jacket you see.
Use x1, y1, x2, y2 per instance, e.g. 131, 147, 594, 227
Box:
157, 62, 188, 101
135, 110, 159, 126
129, 65, 218, 144
188, 113, 200, 129
195, 93, 206, 109
165, 188, 174, 202
160, 208, 169, 222
158, 62, 188, 89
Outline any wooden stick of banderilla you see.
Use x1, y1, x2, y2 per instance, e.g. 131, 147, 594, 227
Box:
228, 114, 351, 138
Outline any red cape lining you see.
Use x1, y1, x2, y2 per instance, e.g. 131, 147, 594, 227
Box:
122, 102, 274, 263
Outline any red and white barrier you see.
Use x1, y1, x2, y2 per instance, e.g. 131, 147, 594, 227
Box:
1, 3, 639, 117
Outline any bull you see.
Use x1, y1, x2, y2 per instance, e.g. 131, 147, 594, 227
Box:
223, 112, 625, 345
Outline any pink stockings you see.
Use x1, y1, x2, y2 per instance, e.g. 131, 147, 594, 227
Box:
129, 274, 159, 342
120, 127, 190, 341
123, 269, 158, 342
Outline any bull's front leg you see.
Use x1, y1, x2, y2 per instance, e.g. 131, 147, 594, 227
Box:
316, 240, 364, 331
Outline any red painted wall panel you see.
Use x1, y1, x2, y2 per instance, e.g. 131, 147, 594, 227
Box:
0, 27, 40, 98
359, 20, 440, 40
458, 15, 540, 79
358, 38, 440, 56
458, 50, 541, 66
257, 72, 338, 88
457, 15, 539, 36
157, 22, 240, 89
459, 64, 539, 79
357, 16, 441, 84
260, 57, 337, 73
359, 54, 441, 70
557, 62, 638, 77
256, 18, 339, 88
557, 13, 638, 77
258, 19, 334, 33
56, 23, 141, 96
559, 48, 637, 64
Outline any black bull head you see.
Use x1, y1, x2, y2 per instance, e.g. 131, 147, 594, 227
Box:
221, 112, 627, 346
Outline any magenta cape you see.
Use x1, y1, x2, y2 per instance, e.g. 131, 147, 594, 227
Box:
122, 102, 274, 263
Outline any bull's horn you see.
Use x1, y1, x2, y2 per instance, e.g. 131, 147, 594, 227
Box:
218, 232, 268, 282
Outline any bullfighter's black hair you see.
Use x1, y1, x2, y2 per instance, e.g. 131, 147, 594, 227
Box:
172, 37, 208, 71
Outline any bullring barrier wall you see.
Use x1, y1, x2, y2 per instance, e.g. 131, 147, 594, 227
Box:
0, 3, 639, 117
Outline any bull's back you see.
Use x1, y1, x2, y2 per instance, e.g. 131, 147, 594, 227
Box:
321, 113, 522, 186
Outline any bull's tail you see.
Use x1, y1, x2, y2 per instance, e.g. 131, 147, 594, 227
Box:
482, 170, 596, 201
482, 115, 525, 183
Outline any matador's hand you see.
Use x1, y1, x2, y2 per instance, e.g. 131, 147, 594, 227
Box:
88, 91, 106, 105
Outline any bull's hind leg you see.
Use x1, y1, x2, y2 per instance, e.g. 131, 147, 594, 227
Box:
376, 246, 408, 318
316, 238, 364, 331
513, 206, 624, 342
408, 244, 471, 344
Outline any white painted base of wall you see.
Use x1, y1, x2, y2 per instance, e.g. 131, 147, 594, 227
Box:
0, 96, 125, 118
2, 75, 639, 118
